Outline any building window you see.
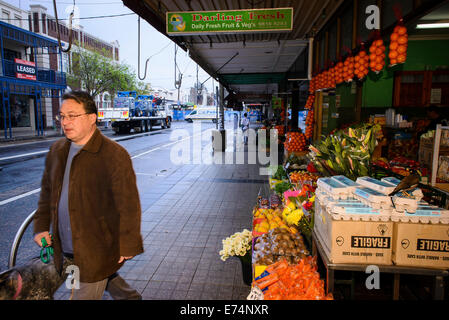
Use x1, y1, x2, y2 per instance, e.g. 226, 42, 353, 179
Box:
14, 15, 21, 28
42, 13, 46, 34
2, 10, 10, 24
33, 12, 39, 33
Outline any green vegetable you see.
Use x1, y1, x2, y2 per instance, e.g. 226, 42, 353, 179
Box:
275, 181, 292, 195
272, 165, 287, 180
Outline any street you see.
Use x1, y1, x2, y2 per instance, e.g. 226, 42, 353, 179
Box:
0, 121, 221, 271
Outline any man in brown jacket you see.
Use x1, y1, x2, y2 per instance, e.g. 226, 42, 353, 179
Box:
33, 90, 144, 299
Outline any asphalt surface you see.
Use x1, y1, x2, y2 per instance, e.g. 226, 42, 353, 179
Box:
0, 121, 220, 271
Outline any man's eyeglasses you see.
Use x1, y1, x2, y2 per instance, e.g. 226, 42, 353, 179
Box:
56, 113, 89, 121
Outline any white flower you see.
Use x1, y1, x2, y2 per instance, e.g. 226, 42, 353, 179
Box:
219, 229, 252, 261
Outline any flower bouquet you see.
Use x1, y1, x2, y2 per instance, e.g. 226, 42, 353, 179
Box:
219, 229, 253, 285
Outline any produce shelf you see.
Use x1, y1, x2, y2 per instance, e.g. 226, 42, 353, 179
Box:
312, 230, 449, 300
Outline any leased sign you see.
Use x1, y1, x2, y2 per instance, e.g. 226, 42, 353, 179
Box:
15, 58, 36, 81
167, 8, 293, 36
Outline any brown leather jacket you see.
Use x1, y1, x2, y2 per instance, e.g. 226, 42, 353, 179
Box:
33, 128, 144, 282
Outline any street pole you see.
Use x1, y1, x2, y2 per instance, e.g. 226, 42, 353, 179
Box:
196, 64, 199, 106
219, 84, 224, 131
215, 85, 218, 130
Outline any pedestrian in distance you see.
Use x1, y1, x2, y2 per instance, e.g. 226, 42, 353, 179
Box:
241, 112, 250, 145
33, 90, 144, 300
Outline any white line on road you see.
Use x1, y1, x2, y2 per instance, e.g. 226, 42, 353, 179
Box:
0, 150, 48, 161
131, 129, 211, 159
0, 128, 212, 206
0, 188, 41, 206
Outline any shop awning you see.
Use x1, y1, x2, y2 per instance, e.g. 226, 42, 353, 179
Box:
122, 0, 345, 103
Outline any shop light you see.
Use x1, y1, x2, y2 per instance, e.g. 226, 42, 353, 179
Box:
416, 22, 449, 29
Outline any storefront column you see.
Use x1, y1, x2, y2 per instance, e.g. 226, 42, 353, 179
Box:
29, 98, 36, 132
291, 81, 299, 130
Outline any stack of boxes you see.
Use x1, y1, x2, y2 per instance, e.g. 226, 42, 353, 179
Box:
314, 175, 449, 268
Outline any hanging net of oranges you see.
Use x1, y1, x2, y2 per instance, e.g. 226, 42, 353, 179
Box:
388, 23, 408, 66
285, 131, 307, 152
274, 125, 285, 137
328, 65, 336, 89
311, 74, 318, 93
369, 37, 386, 73
335, 60, 344, 85
316, 72, 324, 91
354, 47, 369, 80
305, 110, 314, 140
305, 94, 315, 110
323, 70, 328, 89
343, 55, 355, 82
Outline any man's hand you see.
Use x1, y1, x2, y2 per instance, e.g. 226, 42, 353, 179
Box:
118, 256, 133, 264
34, 231, 51, 247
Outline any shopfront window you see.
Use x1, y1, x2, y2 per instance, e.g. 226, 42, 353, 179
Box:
10, 95, 31, 128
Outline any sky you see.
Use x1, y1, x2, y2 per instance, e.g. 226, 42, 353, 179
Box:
8, 0, 215, 94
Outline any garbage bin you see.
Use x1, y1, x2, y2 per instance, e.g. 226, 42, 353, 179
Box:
212, 129, 226, 151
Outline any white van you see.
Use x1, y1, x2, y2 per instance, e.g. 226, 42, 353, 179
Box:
184, 106, 218, 122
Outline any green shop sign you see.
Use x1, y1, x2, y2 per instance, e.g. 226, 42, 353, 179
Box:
167, 8, 293, 36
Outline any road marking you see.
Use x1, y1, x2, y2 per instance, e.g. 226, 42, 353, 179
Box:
131, 147, 161, 159
0, 150, 48, 161
0, 188, 41, 206
0, 137, 59, 148
0, 128, 175, 161
0, 128, 213, 206
131, 129, 212, 159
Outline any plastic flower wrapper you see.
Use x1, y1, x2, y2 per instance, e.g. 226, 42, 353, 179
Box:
219, 229, 252, 262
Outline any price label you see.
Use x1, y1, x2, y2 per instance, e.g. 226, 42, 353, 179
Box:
247, 286, 264, 300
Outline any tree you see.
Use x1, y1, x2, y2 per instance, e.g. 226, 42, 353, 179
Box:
67, 45, 137, 100
134, 81, 152, 96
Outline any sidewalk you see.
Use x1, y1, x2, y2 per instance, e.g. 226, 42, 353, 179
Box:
54, 137, 266, 300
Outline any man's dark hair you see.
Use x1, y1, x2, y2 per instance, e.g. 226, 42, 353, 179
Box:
244, 113, 248, 117
62, 90, 97, 115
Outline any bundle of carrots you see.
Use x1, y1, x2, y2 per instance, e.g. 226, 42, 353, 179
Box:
389, 24, 408, 66
304, 95, 315, 110
343, 55, 355, 82
354, 49, 369, 80
254, 258, 333, 300
369, 38, 386, 73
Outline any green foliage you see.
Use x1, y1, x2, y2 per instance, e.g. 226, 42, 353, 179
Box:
274, 181, 293, 195
68, 46, 144, 100
272, 165, 287, 180
307, 123, 381, 180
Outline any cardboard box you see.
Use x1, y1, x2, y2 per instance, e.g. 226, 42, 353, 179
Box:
392, 222, 449, 269
314, 199, 393, 265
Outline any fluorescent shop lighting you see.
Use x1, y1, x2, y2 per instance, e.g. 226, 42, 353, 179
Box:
416, 23, 449, 29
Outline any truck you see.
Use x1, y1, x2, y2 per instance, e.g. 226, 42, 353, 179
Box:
97, 91, 173, 134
